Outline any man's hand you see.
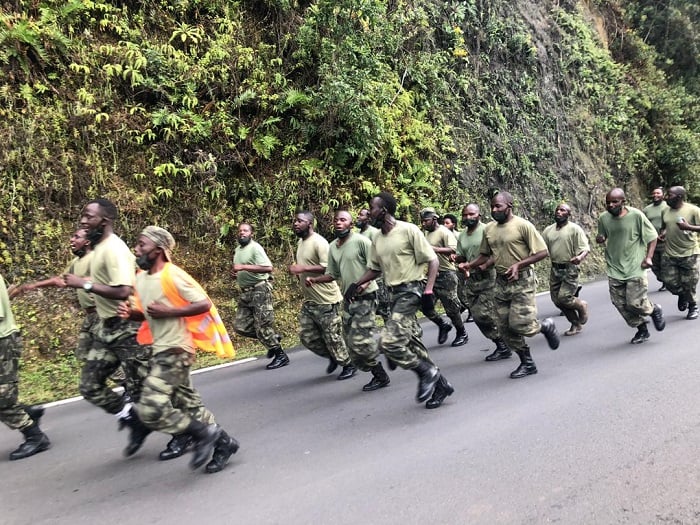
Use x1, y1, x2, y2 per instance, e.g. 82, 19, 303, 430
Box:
421, 292, 436, 316
641, 257, 653, 269
305, 277, 316, 287
504, 263, 521, 282
146, 301, 176, 319
117, 301, 132, 319
344, 282, 360, 304
288, 264, 304, 276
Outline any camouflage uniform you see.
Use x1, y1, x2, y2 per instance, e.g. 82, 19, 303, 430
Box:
0, 332, 32, 432
608, 275, 654, 327
660, 202, 700, 307
463, 267, 500, 341
299, 302, 350, 365
233, 281, 279, 351
342, 295, 379, 370
493, 269, 542, 352
424, 270, 464, 330
643, 200, 669, 285
75, 310, 99, 363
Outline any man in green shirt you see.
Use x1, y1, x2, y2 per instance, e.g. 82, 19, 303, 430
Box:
290, 211, 355, 380
1, 274, 50, 460
456, 203, 511, 361
643, 187, 669, 291
308, 211, 389, 391
348, 192, 454, 409
469, 192, 560, 379
659, 186, 700, 319
357, 208, 390, 321
232, 223, 289, 369
596, 188, 666, 343
420, 207, 468, 347
542, 204, 590, 336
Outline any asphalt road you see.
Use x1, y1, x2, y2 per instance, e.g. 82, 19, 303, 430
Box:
2, 274, 699, 525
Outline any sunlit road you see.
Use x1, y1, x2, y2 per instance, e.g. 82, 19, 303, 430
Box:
2, 274, 699, 525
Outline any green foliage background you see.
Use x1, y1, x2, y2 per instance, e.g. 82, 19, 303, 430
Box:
1, 0, 698, 402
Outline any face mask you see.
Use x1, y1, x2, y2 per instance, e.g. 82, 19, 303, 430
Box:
136, 250, 156, 271
238, 236, 251, 246
554, 215, 568, 224
335, 228, 351, 239
667, 196, 681, 208
608, 206, 622, 217
84, 226, 104, 246
462, 218, 478, 228
72, 247, 87, 258
356, 220, 366, 229
492, 211, 508, 224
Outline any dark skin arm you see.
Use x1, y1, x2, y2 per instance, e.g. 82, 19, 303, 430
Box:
63, 273, 133, 300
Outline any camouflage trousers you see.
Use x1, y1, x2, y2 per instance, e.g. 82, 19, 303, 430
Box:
136, 348, 215, 435
233, 281, 281, 351
608, 275, 654, 328
375, 277, 391, 322
299, 302, 350, 366
493, 270, 541, 353
79, 317, 151, 415
463, 272, 500, 342
549, 265, 583, 324
76, 310, 99, 363
661, 254, 699, 305
342, 293, 379, 371
424, 270, 465, 331
379, 282, 435, 369
651, 242, 665, 284
0, 332, 32, 431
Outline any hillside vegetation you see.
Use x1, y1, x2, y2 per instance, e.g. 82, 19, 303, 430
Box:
1, 0, 698, 402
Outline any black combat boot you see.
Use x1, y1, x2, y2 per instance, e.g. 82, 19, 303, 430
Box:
205, 430, 240, 474
485, 338, 512, 361
412, 361, 440, 402
362, 363, 391, 391
687, 303, 698, 320
509, 350, 538, 379
450, 327, 469, 347
436, 319, 453, 345
266, 347, 289, 370
650, 304, 666, 331
121, 408, 152, 457
159, 433, 193, 461
186, 421, 221, 470
540, 318, 560, 350
9, 423, 50, 461
23, 405, 45, 423
630, 322, 650, 344
337, 364, 358, 380
425, 374, 454, 409
326, 356, 338, 374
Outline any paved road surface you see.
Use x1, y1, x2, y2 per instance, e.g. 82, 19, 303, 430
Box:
2, 275, 699, 525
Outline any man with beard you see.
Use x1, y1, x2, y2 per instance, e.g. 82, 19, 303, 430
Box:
643, 187, 669, 291
1, 274, 50, 461
596, 188, 666, 343
420, 207, 468, 347
63, 198, 153, 457
659, 186, 700, 320
468, 192, 560, 379
346, 192, 454, 409
120, 226, 239, 473
455, 203, 511, 361
542, 204, 590, 336
357, 208, 390, 321
232, 223, 289, 369
307, 211, 388, 392
289, 211, 355, 379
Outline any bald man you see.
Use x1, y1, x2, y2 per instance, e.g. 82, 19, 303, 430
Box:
542, 204, 590, 336
596, 188, 666, 344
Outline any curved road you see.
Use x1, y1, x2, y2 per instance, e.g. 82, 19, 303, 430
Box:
2, 275, 699, 524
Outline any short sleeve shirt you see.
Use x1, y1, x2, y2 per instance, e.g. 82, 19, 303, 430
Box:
360, 226, 380, 242
425, 225, 457, 271
661, 203, 700, 257
368, 221, 437, 287
233, 240, 272, 288
456, 222, 486, 261
542, 222, 590, 264
135, 264, 207, 354
66, 252, 95, 310
0, 275, 18, 338
597, 207, 658, 280
480, 216, 548, 273
326, 233, 378, 295
89, 234, 137, 319
643, 201, 669, 233
296, 232, 343, 304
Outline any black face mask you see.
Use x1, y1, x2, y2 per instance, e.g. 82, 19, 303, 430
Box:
667, 196, 681, 208
136, 250, 156, 271
492, 211, 508, 224
238, 236, 251, 246
608, 206, 623, 217
84, 226, 104, 246
72, 247, 87, 258
335, 228, 351, 239
356, 220, 367, 229
462, 218, 478, 228
554, 215, 568, 224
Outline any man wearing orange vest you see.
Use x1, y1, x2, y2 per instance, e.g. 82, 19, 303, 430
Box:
120, 226, 239, 473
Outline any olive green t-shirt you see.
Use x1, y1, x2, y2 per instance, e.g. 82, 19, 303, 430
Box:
326, 233, 378, 296
425, 224, 457, 271
135, 264, 207, 354
66, 252, 95, 310
643, 201, 669, 233
90, 233, 137, 319
368, 220, 437, 287
661, 203, 700, 257
296, 232, 343, 304
360, 225, 380, 241
597, 207, 658, 280
233, 240, 272, 288
480, 216, 548, 273
542, 222, 590, 264
0, 275, 18, 339
456, 222, 486, 261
